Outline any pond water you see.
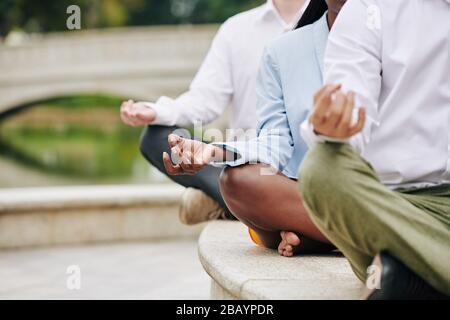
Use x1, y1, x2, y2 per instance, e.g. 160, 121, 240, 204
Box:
0, 96, 170, 188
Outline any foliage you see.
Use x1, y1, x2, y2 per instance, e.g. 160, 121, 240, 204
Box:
0, 0, 265, 36
0, 94, 144, 179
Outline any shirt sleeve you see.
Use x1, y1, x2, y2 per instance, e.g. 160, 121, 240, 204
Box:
139, 21, 234, 127
301, 0, 383, 153
211, 46, 294, 172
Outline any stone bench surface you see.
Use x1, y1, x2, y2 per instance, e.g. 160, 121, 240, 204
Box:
198, 221, 363, 300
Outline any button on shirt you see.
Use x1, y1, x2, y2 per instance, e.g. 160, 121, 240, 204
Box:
142, 0, 310, 134
301, 0, 450, 189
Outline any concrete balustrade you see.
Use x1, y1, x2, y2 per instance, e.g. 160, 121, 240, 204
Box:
0, 184, 204, 249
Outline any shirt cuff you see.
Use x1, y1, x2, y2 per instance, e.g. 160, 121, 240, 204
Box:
140, 96, 178, 126
209, 142, 247, 167
299, 119, 349, 148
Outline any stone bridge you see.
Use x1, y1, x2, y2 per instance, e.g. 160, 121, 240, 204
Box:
0, 25, 217, 119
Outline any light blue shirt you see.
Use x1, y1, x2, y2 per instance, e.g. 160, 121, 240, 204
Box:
213, 13, 329, 179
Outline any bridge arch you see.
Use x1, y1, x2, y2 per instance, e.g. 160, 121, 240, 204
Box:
0, 25, 217, 119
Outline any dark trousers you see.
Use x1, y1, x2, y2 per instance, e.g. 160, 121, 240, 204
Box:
139, 125, 234, 219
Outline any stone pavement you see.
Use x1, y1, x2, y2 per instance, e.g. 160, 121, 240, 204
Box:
0, 239, 209, 299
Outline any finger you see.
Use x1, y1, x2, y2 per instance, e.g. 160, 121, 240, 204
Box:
120, 107, 131, 124
120, 110, 138, 126
168, 134, 183, 148
134, 104, 156, 123
313, 83, 341, 104
179, 154, 196, 175
191, 152, 209, 170
202, 144, 217, 164
337, 91, 355, 133
312, 85, 341, 123
313, 85, 329, 104
123, 112, 140, 126
191, 162, 207, 172
136, 110, 154, 122
327, 91, 346, 128
123, 101, 136, 120
179, 163, 195, 175
184, 150, 198, 167
162, 152, 183, 175
180, 150, 193, 164
120, 101, 141, 126
170, 145, 183, 164
120, 102, 130, 118
348, 107, 366, 136
314, 84, 337, 111
128, 101, 138, 118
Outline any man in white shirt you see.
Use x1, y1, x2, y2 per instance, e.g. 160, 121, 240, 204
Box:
120, 0, 309, 225
299, 0, 449, 299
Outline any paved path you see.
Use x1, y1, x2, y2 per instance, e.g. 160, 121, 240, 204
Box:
0, 240, 209, 299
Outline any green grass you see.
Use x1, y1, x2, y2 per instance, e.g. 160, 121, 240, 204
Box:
34, 94, 125, 110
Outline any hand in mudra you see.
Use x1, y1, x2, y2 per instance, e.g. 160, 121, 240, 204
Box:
120, 100, 157, 127
310, 84, 366, 139
163, 134, 223, 175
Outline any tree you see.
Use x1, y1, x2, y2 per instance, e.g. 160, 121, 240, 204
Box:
0, 0, 265, 37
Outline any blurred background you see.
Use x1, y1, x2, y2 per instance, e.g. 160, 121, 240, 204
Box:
0, 0, 264, 189
0, 0, 265, 300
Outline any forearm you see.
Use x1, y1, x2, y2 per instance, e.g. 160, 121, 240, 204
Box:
141, 91, 227, 127
211, 135, 292, 172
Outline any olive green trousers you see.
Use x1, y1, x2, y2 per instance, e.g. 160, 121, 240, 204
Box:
299, 143, 450, 295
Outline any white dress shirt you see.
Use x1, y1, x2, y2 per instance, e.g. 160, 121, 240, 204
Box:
301, 0, 450, 189
142, 0, 309, 133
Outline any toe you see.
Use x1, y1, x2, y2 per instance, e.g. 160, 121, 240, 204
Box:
285, 232, 301, 246
283, 250, 292, 257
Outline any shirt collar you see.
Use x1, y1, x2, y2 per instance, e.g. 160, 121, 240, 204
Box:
258, 0, 277, 20
259, 0, 311, 30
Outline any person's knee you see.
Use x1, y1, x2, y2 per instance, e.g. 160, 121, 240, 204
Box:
299, 143, 354, 221
219, 166, 250, 206
139, 125, 170, 164
300, 144, 338, 195
139, 126, 154, 159
219, 165, 260, 220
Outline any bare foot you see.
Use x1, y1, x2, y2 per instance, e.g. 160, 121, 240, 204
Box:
277, 231, 336, 256
278, 231, 301, 257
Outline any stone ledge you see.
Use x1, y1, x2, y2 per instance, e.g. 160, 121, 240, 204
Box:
0, 184, 184, 213
198, 221, 364, 300
0, 185, 204, 249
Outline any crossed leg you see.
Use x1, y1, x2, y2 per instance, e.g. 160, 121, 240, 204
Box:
299, 142, 450, 295
219, 164, 334, 256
